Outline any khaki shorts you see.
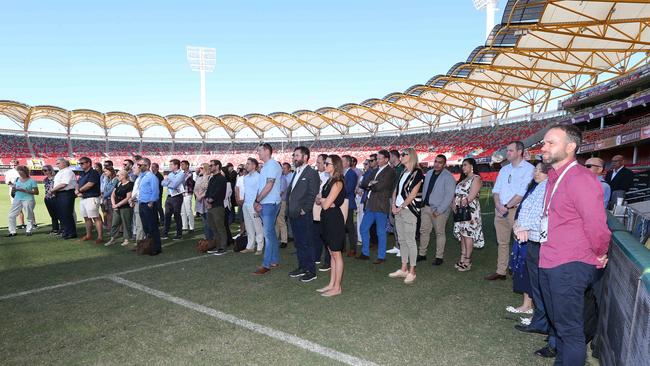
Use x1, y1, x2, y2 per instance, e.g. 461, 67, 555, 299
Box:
80, 197, 101, 218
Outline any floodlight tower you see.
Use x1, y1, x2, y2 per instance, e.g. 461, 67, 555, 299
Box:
473, 0, 499, 40
186, 46, 216, 115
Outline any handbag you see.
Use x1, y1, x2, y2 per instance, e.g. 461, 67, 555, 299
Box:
453, 205, 472, 222
136, 238, 153, 255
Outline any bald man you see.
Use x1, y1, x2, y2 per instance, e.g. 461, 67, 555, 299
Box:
585, 158, 611, 209
604, 155, 634, 208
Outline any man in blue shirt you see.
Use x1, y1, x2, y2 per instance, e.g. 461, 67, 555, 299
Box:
253, 143, 283, 275
137, 158, 162, 255
76, 157, 104, 244
162, 159, 185, 240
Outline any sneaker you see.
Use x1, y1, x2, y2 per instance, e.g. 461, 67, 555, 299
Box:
386, 247, 400, 254
416, 255, 427, 262
173, 235, 182, 241
239, 248, 254, 253
289, 268, 307, 278
318, 264, 331, 272
395, 250, 401, 257
388, 269, 408, 278
211, 248, 227, 256
300, 272, 317, 282
404, 273, 416, 284
255, 250, 263, 256
121, 239, 130, 247
432, 258, 444, 266
161, 235, 169, 240
104, 238, 116, 247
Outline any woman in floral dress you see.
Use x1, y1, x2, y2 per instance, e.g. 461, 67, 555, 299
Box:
452, 158, 484, 271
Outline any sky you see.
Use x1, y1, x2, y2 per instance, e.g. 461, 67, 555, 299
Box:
0, 0, 503, 135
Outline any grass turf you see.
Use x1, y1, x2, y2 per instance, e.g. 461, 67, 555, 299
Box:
0, 188, 553, 365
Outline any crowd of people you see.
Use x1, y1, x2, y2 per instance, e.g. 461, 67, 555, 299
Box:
4, 123, 630, 363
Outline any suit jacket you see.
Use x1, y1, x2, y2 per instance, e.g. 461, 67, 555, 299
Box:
360, 165, 395, 214
344, 168, 358, 210
605, 166, 634, 192
287, 165, 320, 219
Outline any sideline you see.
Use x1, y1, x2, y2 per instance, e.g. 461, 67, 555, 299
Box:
0, 255, 208, 301
108, 275, 379, 366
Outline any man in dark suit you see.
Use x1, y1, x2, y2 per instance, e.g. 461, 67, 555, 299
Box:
358, 150, 396, 264
605, 155, 634, 207
286, 146, 321, 282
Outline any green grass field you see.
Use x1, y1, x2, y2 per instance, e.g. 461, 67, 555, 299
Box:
0, 187, 555, 365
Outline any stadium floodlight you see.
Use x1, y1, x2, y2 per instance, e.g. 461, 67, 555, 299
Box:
186, 46, 216, 115
473, 0, 499, 40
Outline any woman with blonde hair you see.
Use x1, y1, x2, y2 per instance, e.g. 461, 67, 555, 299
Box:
194, 163, 214, 241
388, 148, 424, 284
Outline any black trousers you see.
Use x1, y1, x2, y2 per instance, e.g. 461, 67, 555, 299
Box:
56, 190, 76, 237
163, 194, 183, 237
345, 208, 357, 252
139, 202, 162, 252
44, 197, 60, 232
156, 196, 164, 225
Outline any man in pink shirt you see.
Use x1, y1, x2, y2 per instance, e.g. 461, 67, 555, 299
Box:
539, 124, 611, 366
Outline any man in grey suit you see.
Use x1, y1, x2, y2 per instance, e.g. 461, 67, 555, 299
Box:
286, 146, 321, 282
358, 150, 396, 264
418, 154, 456, 265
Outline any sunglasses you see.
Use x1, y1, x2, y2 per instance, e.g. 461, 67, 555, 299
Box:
400, 153, 409, 157
369, 159, 376, 162
80, 161, 90, 165
585, 164, 602, 169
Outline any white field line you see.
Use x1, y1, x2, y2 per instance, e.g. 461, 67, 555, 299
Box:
108, 275, 379, 366
0, 255, 208, 301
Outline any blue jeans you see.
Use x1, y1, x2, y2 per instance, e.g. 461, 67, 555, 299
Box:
526, 242, 556, 348
139, 202, 162, 252
201, 213, 214, 240
290, 214, 316, 274
360, 210, 388, 259
260, 203, 280, 268
540, 261, 597, 366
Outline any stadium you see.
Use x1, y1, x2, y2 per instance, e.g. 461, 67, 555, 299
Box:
1, 1, 649, 365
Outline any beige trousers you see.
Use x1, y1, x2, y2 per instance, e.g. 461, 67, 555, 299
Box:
275, 200, 288, 243
418, 205, 450, 258
395, 209, 418, 266
493, 207, 516, 275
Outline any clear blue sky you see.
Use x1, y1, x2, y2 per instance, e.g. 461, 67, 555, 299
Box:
0, 1, 502, 118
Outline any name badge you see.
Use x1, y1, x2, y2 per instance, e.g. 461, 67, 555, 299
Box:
539, 215, 548, 244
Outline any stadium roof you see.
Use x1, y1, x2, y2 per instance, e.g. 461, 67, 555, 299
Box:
2, 0, 650, 139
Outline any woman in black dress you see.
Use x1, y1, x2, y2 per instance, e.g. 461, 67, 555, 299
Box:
316, 154, 346, 297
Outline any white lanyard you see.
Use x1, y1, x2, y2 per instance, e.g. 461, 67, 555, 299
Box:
543, 161, 577, 216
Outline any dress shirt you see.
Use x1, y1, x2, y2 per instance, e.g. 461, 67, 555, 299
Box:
53, 167, 77, 191
162, 170, 185, 197
598, 176, 611, 208
493, 160, 535, 205
539, 160, 611, 269
291, 165, 306, 191
138, 171, 160, 203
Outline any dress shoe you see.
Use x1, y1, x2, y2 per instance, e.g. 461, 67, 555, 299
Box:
484, 272, 507, 281
534, 346, 557, 358
416, 255, 427, 262
79, 236, 92, 242
356, 254, 369, 260
514, 325, 548, 335
372, 259, 385, 265
253, 267, 270, 275
432, 258, 444, 266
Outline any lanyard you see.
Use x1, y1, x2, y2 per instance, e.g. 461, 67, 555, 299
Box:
543, 161, 577, 216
